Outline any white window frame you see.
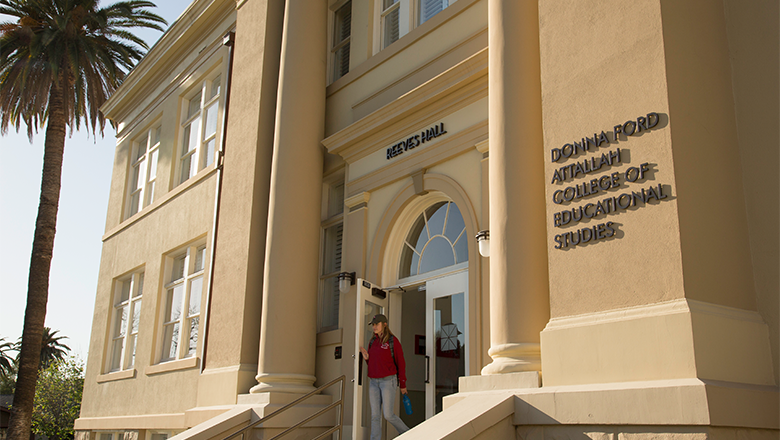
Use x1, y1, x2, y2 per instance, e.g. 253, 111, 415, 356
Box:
178, 73, 222, 185
126, 125, 161, 218
330, 0, 352, 83
375, 0, 456, 53
106, 271, 144, 373
159, 243, 207, 363
318, 178, 345, 332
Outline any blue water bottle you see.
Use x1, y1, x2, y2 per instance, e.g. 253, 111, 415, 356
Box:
402, 394, 413, 415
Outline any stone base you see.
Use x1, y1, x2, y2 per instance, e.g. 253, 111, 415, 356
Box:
405, 378, 778, 440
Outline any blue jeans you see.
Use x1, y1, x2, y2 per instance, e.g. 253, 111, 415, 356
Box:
368, 376, 410, 440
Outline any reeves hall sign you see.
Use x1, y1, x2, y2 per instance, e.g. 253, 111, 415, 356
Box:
549, 112, 671, 250
386, 122, 447, 160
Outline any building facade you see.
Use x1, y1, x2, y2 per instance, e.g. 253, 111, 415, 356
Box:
76, 0, 779, 439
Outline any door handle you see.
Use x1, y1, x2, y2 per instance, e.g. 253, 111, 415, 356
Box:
358, 354, 363, 386
425, 355, 430, 384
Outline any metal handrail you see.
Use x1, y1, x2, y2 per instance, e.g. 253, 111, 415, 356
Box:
221, 375, 346, 440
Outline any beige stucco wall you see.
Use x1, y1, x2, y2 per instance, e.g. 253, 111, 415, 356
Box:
538, 0, 776, 390
722, 0, 779, 385
80, 0, 237, 427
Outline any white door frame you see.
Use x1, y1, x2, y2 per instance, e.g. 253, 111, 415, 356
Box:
352, 279, 389, 440
424, 270, 468, 418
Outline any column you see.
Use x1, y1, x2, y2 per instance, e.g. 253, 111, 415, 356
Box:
250, 0, 327, 394
481, 0, 550, 375
198, 0, 284, 405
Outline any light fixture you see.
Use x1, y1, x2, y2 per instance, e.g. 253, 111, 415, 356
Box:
476, 230, 490, 257
338, 271, 356, 293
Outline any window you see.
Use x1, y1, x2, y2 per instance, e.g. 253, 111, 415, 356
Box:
160, 244, 206, 361
179, 75, 221, 185
319, 180, 345, 332
127, 126, 160, 217
380, 0, 455, 50
331, 1, 352, 81
399, 201, 467, 278
108, 271, 143, 372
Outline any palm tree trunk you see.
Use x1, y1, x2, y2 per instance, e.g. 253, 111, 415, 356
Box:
8, 84, 68, 440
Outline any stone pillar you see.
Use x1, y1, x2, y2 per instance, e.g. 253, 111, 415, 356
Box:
250, 0, 327, 394
481, 0, 550, 375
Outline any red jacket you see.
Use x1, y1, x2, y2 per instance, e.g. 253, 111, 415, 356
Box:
366, 335, 407, 388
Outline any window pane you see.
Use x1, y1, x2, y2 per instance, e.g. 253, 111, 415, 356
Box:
130, 300, 141, 333
333, 43, 350, 80
454, 231, 468, 264
320, 275, 339, 331
134, 136, 147, 162
148, 149, 159, 180
383, 6, 400, 48
127, 334, 137, 368
204, 103, 218, 138
114, 307, 128, 338
444, 203, 465, 243
427, 202, 448, 237
188, 277, 203, 316
110, 339, 123, 371
153, 126, 161, 145
172, 255, 186, 282
165, 285, 184, 322
131, 163, 143, 191
162, 322, 180, 360
204, 139, 215, 168
129, 192, 141, 216
322, 223, 343, 275
328, 182, 345, 218
119, 279, 131, 304
188, 92, 202, 119
333, 1, 351, 80
186, 317, 199, 356
419, 236, 456, 274
336, 2, 351, 44
419, 0, 448, 25
184, 118, 200, 154
209, 76, 221, 100
383, 0, 399, 9
146, 181, 155, 205
194, 246, 206, 272
135, 273, 144, 297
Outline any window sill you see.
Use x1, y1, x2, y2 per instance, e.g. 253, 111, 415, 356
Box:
145, 356, 200, 375
105, 163, 218, 242
97, 368, 137, 383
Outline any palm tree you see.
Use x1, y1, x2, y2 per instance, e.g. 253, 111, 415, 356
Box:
0, 2, 165, 439
0, 337, 15, 375
15, 327, 70, 369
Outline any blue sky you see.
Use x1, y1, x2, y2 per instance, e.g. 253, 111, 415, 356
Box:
0, 1, 193, 360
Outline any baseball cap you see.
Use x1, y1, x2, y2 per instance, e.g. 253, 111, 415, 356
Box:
368, 314, 388, 325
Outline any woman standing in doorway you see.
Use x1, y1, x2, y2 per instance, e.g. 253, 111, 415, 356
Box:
360, 314, 411, 439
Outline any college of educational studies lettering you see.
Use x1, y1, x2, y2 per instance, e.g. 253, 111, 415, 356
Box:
550, 112, 671, 250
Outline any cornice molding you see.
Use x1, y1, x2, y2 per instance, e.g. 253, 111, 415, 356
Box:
322, 47, 488, 162
101, 0, 236, 120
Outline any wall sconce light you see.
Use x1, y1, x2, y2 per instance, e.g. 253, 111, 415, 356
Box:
476, 230, 490, 258
338, 271, 356, 293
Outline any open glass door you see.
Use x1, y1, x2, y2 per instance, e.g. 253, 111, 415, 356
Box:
425, 270, 468, 417
353, 279, 389, 440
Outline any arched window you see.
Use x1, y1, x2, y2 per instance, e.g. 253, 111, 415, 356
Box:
399, 201, 467, 278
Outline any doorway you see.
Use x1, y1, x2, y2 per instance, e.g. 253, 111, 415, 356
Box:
398, 270, 468, 427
